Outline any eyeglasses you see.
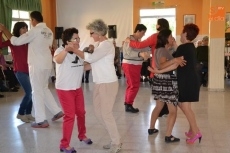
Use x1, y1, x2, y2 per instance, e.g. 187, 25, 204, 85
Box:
90, 32, 94, 35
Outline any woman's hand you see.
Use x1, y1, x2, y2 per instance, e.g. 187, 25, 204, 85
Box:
139, 52, 150, 61
66, 41, 79, 52
0, 24, 5, 32
148, 66, 161, 74
125, 37, 130, 43
88, 44, 94, 53
174, 56, 186, 67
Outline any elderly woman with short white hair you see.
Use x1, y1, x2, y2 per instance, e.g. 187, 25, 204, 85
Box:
66, 19, 122, 153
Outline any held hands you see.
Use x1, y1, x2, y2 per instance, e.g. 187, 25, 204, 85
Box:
174, 56, 186, 67
139, 52, 150, 61
65, 41, 79, 53
147, 66, 161, 74
88, 44, 94, 53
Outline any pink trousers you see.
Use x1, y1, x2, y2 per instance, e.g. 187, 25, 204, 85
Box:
122, 63, 142, 105
57, 88, 87, 148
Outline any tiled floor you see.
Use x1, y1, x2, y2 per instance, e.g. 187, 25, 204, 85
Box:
1, 77, 230, 153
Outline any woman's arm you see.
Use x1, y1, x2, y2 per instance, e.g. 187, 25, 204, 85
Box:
84, 62, 91, 71
53, 48, 68, 64
129, 33, 158, 48
66, 42, 85, 59
159, 56, 186, 69
148, 63, 179, 74
0, 24, 12, 40
0, 32, 11, 48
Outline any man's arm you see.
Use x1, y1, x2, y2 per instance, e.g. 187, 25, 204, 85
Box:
10, 29, 36, 46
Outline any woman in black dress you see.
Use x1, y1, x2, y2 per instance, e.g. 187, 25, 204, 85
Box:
148, 29, 185, 143
149, 24, 202, 144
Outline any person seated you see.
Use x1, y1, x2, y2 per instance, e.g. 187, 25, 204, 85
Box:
113, 40, 122, 79
0, 78, 9, 92
0, 51, 18, 92
196, 40, 209, 87
202, 36, 209, 46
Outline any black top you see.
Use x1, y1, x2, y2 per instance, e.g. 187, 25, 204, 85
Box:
174, 43, 200, 102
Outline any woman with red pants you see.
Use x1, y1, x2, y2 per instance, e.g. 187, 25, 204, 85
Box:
54, 28, 92, 153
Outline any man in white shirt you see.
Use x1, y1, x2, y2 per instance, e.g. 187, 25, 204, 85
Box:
10, 11, 63, 128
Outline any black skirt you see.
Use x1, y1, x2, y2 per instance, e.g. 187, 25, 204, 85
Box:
149, 74, 178, 106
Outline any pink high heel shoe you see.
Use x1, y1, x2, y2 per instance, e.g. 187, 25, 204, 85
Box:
185, 131, 192, 138
186, 132, 202, 144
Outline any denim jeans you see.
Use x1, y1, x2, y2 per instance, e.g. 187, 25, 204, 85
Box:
15, 72, 33, 115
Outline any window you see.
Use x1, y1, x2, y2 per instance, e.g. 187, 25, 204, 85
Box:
140, 8, 176, 40
11, 10, 31, 32
7, 10, 31, 54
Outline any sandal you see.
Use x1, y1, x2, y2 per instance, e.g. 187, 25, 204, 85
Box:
148, 128, 159, 135
60, 147, 77, 153
80, 138, 93, 145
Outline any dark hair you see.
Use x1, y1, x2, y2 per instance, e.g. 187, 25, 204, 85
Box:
183, 23, 199, 41
12, 22, 28, 37
134, 24, 147, 33
157, 18, 169, 31
62, 28, 79, 45
155, 29, 172, 49
30, 11, 43, 22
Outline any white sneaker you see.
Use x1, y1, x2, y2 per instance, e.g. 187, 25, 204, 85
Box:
26, 114, 35, 121
107, 143, 122, 153
17, 114, 30, 123
103, 143, 111, 149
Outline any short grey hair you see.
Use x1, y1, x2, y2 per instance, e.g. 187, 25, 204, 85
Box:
86, 19, 108, 36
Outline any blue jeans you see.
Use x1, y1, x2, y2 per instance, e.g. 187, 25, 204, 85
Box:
15, 72, 33, 115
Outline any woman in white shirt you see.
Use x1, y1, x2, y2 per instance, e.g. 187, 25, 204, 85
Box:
66, 19, 122, 153
54, 28, 92, 153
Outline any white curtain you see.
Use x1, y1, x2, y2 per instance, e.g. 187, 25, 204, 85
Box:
56, 0, 133, 49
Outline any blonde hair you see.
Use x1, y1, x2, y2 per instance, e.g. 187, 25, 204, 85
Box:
86, 19, 108, 36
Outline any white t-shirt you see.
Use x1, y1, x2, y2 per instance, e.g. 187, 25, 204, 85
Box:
54, 46, 84, 90
84, 40, 117, 84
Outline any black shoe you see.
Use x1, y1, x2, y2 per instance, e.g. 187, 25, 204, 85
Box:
51, 76, 56, 83
0, 94, 4, 98
144, 78, 149, 82
10, 87, 18, 92
85, 79, 89, 83
14, 86, 20, 90
125, 104, 139, 113
140, 78, 144, 82
148, 128, 159, 135
165, 135, 180, 143
203, 83, 207, 87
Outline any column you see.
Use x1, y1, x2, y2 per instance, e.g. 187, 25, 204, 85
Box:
208, 0, 227, 91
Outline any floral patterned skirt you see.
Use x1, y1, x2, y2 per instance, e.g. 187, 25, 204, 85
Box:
149, 73, 178, 106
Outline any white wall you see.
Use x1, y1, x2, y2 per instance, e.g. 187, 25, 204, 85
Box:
56, 0, 133, 49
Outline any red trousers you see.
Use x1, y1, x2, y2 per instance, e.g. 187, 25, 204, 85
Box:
122, 63, 142, 105
57, 88, 86, 148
